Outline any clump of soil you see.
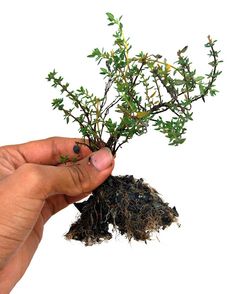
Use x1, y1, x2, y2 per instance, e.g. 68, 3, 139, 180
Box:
66, 175, 179, 246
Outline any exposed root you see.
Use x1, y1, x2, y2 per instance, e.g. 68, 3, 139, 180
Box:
66, 175, 179, 246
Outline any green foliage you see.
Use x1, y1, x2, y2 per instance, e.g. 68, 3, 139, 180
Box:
59, 155, 70, 164
47, 13, 222, 154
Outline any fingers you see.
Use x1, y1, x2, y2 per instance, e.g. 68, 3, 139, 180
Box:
6, 137, 91, 166
0, 147, 114, 219
44, 148, 114, 197
0, 148, 114, 203
0, 148, 114, 268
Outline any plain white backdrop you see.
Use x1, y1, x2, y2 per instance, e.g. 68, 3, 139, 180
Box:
0, 0, 234, 293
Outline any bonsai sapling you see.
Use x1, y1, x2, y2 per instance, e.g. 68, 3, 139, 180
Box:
47, 13, 222, 246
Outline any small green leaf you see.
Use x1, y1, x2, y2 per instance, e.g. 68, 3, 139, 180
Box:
181, 46, 188, 53
87, 48, 101, 58
59, 155, 69, 164
71, 157, 78, 163
100, 68, 108, 75
195, 76, 204, 82
174, 79, 184, 86
106, 12, 115, 22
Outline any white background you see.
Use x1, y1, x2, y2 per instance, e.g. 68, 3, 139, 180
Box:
0, 0, 234, 293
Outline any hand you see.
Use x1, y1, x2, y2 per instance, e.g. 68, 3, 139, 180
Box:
0, 137, 114, 293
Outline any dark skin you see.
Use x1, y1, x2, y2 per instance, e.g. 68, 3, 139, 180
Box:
0, 137, 114, 293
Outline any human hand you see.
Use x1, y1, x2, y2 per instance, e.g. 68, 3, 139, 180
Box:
0, 137, 114, 293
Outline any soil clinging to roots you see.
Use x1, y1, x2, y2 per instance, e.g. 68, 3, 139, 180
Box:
66, 175, 179, 246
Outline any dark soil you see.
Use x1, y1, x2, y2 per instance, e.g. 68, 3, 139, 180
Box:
66, 175, 179, 246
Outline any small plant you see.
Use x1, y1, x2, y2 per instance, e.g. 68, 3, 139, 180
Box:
47, 12, 222, 245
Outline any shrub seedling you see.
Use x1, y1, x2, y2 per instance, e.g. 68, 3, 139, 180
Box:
47, 12, 222, 245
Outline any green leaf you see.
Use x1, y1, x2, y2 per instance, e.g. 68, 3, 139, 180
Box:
71, 157, 78, 163
59, 155, 69, 164
106, 12, 115, 23
209, 61, 216, 67
195, 76, 204, 82
105, 118, 117, 133
87, 48, 101, 58
174, 79, 185, 86
100, 68, 108, 75
181, 46, 188, 53
52, 98, 63, 110
209, 88, 219, 96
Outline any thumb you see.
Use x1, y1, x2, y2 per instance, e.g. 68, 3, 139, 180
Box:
46, 147, 114, 197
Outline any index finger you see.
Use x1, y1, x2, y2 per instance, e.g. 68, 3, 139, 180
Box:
9, 137, 91, 166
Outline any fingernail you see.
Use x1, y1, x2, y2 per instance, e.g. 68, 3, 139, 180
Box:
90, 148, 113, 171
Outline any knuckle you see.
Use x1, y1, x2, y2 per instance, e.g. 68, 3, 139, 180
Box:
18, 163, 50, 197
50, 137, 61, 161
19, 163, 44, 186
